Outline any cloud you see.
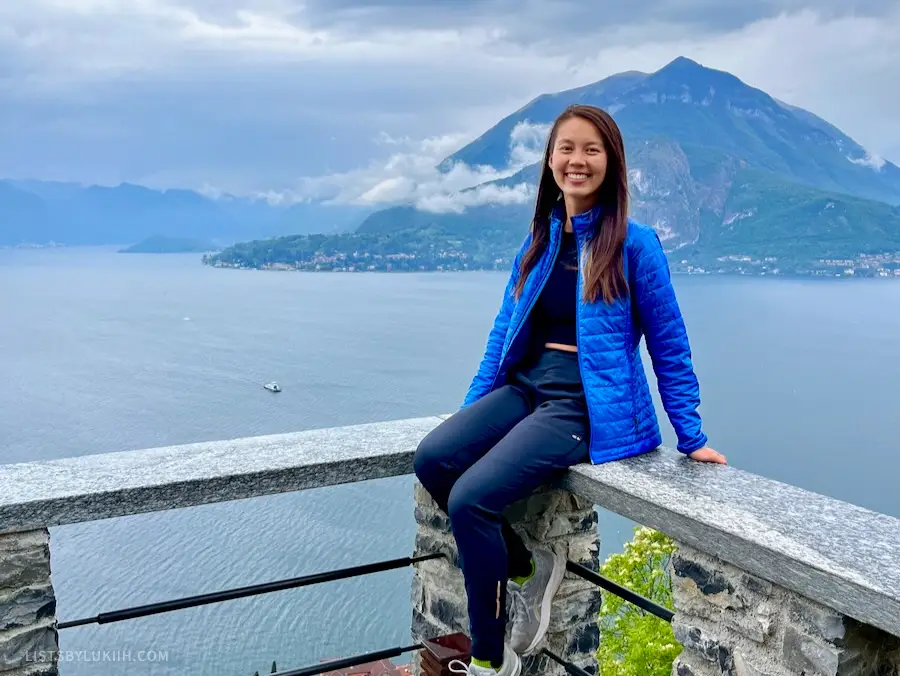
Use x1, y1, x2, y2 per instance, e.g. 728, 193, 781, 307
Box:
292, 120, 547, 210
0, 0, 899, 199
417, 182, 534, 214
848, 152, 887, 171
508, 121, 551, 167
299, 0, 895, 40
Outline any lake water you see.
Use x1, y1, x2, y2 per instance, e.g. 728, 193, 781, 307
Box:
1, 247, 898, 675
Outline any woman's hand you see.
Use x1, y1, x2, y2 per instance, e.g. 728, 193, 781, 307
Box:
688, 446, 727, 464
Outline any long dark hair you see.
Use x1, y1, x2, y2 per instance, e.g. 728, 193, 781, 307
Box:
513, 104, 629, 304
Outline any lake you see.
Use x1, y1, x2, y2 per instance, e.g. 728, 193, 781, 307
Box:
1, 247, 898, 675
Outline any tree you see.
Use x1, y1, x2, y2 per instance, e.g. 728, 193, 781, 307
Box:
595, 526, 682, 676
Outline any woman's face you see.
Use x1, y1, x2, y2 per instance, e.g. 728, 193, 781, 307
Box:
548, 116, 608, 208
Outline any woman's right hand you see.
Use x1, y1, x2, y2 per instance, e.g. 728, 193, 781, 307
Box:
687, 446, 727, 464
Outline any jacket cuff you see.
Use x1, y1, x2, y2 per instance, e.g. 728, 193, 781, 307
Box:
677, 433, 708, 454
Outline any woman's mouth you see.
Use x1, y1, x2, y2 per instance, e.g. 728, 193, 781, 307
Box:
566, 172, 589, 182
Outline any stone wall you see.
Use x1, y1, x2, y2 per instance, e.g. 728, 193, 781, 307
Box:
410, 482, 602, 675
670, 543, 900, 676
0, 529, 59, 676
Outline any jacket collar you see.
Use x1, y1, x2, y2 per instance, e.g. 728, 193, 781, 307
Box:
550, 202, 603, 235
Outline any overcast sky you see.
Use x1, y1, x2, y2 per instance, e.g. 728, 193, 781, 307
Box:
0, 0, 898, 204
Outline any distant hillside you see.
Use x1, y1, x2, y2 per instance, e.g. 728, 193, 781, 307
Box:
684, 168, 900, 261
119, 235, 216, 254
0, 179, 372, 247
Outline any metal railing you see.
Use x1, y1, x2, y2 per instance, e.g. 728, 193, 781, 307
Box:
57, 549, 672, 675
57, 554, 442, 630
566, 561, 673, 622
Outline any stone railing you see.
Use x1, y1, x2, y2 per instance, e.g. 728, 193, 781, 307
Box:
561, 451, 900, 676
2, 415, 899, 676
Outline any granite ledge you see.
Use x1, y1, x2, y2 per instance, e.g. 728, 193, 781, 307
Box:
559, 448, 900, 640
2, 414, 898, 642
0, 416, 443, 536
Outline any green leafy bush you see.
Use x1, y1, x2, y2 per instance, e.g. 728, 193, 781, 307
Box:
596, 526, 682, 676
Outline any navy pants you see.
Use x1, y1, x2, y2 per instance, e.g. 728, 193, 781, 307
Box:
413, 348, 590, 664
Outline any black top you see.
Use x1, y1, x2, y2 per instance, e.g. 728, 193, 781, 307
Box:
529, 229, 579, 350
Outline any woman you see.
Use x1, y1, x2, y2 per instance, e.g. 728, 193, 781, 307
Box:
413, 104, 726, 676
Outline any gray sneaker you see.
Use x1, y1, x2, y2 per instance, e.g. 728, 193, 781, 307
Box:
507, 546, 566, 655
449, 643, 521, 675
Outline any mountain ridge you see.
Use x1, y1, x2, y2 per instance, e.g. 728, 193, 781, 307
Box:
7, 56, 899, 273
206, 56, 900, 277
353, 56, 899, 255
438, 57, 899, 202
0, 179, 371, 247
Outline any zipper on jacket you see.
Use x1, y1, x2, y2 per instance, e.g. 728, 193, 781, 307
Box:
626, 253, 638, 432
573, 229, 592, 449
492, 225, 562, 391
615, 237, 637, 433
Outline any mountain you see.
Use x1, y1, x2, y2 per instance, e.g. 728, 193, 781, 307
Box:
684, 168, 900, 262
119, 235, 216, 254
0, 179, 372, 247
353, 56, 900, 261
440, 56, 900, 206
0, 182, 53, 244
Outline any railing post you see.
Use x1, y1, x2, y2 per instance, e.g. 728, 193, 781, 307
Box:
669, 542, 900, 676
0, 529, 59, 675
410, 482, 601, 675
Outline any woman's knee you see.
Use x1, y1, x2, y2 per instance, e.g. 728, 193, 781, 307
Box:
412, 430, 451, 485
446, 474, 490, 523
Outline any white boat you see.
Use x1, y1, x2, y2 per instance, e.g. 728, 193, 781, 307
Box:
264, 382, 282, 393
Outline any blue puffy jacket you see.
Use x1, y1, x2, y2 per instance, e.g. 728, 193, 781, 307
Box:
462, 204, 708, 464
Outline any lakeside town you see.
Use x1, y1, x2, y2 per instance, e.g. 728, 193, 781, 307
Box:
203, 248, 900, 279
671, 252, 900, 277
8, 240, 900, 279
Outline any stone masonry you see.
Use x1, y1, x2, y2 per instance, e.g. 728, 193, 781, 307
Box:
669, 543, 900, 676
0, 529, 59, 676
410, 481, 602, 675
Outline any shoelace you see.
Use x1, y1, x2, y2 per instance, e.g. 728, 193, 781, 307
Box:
448, 658, 474, 674
509, 585, 528, 623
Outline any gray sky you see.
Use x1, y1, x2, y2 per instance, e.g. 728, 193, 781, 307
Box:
0, 0, 898, 205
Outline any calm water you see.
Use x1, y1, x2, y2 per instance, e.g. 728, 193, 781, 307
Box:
1, 248, 898, 675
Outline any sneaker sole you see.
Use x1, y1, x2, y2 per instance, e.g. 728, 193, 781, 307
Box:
509, 649, 522, 675
522, 549, 566, 655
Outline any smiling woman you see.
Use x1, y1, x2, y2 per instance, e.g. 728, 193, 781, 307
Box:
412, 104, 725, 676
517, 106, 629, 306
548, 117, 609, 207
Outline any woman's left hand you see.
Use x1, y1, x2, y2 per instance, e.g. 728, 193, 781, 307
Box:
688, 446, 727, 464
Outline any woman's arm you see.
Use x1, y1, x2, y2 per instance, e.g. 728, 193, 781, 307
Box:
630, 226, 725, 463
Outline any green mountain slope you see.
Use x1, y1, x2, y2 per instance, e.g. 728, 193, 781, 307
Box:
690, 170, 900, 261
205, 169, 900, 275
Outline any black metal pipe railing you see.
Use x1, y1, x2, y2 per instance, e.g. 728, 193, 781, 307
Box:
57, 530, 672, 675
277, 643, 423, 676
270, 643, 595, 676
57, 553, 443, 630
541, 647, 595, 676
566, 560, 674, 622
